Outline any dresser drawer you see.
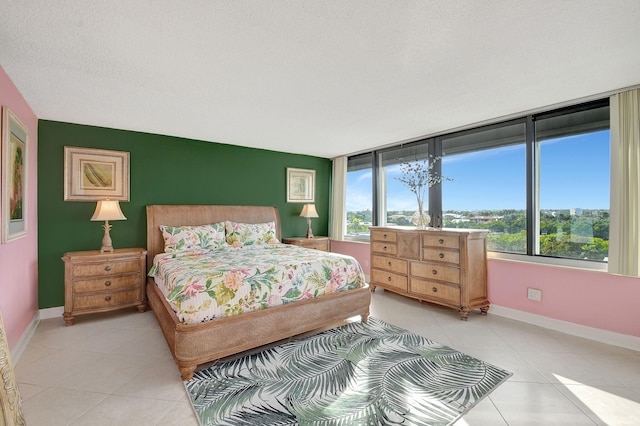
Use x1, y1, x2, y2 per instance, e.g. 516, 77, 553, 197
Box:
73, 274, 142, 293
411, 262, 460, 284
371, 242, 397, 255
423, 234, 459, 250
73, 288, 142, 311
410, 278, 460, 304
371, 269, 407, 292
72, 259, 140, 278
372, 255, 407, 275
371, 229, 397, 243
422, 248, 460, 264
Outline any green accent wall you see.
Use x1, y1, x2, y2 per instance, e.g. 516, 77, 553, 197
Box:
38, 120, 331, 309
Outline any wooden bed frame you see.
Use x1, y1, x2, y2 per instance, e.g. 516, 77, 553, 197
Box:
146, 204, 371, 380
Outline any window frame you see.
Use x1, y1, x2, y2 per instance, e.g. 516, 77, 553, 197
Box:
344, 98, 610, 265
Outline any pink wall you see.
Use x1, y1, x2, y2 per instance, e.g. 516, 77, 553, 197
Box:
0, 66, 39, 349
331, 240, 370, 275
335, 240, 640, 338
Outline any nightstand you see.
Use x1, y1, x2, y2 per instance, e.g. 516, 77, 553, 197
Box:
61, 248, 147, 326
282, 236, 330, 252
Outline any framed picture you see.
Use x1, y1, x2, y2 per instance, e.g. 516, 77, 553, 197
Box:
286, 167, 315, 203
64, 146, 130, 201
1, 107, 28, 243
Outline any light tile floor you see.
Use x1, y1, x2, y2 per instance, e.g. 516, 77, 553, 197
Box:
15, 288, 640, 425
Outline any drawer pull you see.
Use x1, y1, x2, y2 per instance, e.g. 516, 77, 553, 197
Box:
383, 234, 388, 239
432, 287, 438, 293
387, 261, 392, 267
104, 280, 112, 287
383, 246, 388, 251
104, 265, 112, 272
439, 239, 444, 244
439, 253, 444, 259
105, 296, 112, 302
432, 269, 438, 275
387, 276, 392, 282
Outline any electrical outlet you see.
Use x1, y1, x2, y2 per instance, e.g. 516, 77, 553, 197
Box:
527, 287, 542, 302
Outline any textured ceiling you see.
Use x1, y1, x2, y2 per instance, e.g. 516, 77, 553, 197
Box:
1, 1, 639, 158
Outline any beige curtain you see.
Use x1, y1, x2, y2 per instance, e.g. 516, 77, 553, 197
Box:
329, 156, 347, 240
608, 88, 640, 276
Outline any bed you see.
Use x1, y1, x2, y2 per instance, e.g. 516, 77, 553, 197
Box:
146, 204, 371, 380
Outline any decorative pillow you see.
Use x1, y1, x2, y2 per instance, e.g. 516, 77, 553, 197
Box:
225, 221, 279, 247
160, 222, 226, 252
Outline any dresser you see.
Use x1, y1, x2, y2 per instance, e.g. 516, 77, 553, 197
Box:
62, 248, 147, 325
369, 227, 488, 320
282, 236, 330, 252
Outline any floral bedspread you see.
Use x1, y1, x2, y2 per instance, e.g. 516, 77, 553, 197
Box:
148, 244, 366, 324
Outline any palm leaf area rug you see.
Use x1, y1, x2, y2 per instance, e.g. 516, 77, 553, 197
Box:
185, 317, 512, 426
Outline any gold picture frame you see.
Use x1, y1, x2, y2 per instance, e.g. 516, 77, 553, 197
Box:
286, 167, 315, 203
64, 146, 130, 201
1, 107, 28, 243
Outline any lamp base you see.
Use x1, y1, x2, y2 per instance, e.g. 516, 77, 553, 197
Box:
100, 220, 114, 252
305, 218, 314, 239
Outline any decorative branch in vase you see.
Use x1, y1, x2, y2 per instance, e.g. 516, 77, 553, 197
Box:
396, 155, 451, 229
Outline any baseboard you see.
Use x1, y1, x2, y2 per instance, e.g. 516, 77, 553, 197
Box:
490, 305, 640, 352
10, 311, 40, 364
39, 306, 64, 320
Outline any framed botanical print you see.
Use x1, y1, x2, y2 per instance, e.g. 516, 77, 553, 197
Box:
64, 146, 130, 201
286, 167, 315, 203
1, 107, 28, 243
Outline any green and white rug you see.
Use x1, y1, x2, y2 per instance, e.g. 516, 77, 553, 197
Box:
185, 317, 511, 426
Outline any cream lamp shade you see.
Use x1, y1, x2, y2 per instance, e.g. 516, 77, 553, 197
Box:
90, 200, 126, 252
300, 204, 319, 239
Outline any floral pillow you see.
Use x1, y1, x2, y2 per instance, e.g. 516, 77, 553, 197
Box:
225, 221, 279, 247
160, 222, 227, 252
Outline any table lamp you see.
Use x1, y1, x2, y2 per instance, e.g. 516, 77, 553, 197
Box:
91, 200, 126, 252
300, 204, 319, 239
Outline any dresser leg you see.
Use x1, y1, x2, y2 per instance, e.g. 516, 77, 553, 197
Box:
136, 303, 147, 313
63, 313, 75, 326
480, 306, 490, 315
459, 308, 470, 321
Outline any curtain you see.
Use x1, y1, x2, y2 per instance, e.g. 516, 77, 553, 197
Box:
608, 89, 640, 276
329, 156, 347, 240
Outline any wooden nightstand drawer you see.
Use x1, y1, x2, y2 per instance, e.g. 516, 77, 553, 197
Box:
410, 278, 460, 304
371, 269, 407, 292
372, 255, 407, 275
411, 261, 460, 284
62, 248, 147, 325
72, 259, 140, 277
282, 236, 330, 252
73, 274, 142, 293
74, 288, 142, 311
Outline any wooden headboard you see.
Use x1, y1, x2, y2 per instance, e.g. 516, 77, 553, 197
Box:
146, 205, 282, 271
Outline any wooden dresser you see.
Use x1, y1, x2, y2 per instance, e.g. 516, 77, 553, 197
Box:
369, 227, 488, 320
282, 236, 330, 252
62, 248, 147, 325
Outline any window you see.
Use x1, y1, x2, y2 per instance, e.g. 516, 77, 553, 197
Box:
441, 122, 527, 253
535, 104, 610, 261
377, 143, 431, 228
345, 153, 373, 241
344, 99, 610, 263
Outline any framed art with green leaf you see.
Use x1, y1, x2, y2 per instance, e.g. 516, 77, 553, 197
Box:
1, 107, 28, 243
64, 146, 130, 201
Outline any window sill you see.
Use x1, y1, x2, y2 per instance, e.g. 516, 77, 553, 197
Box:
488, 251, 608, 272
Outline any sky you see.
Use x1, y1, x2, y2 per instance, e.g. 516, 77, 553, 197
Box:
346, 130, 610, 213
